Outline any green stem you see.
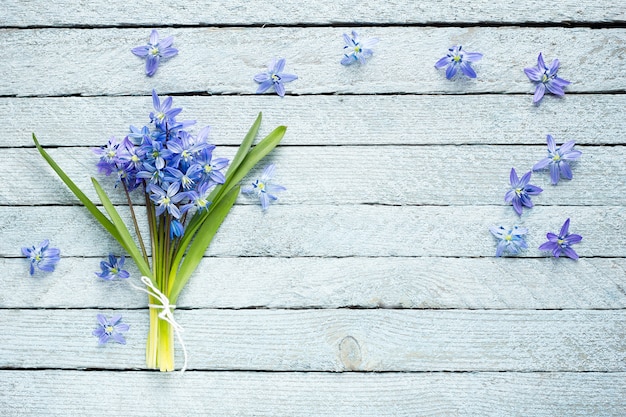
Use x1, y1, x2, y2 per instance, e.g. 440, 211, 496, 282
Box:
123, 182, 149, 264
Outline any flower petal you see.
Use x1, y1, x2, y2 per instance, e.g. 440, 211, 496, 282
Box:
274, 82, 286, 97
149, 30, 159, 45
159, 36, 174, 49
509, 167, 519, 186
434, 56, 451, 69
550, 163, 560, 185
559, 161, 573, 180
280, 73, 298, 83
256, 80, 273, 94
460, 62, 477, 78
546, 135, 556, 153
564, 234, 583, 245
545, 81, 565, 96
254, 73, 270, 83
524, 67, 543, 82
160, 47, 178, 59
445, 64, 458, 79
146, 56, 160, 77
533, 157, 551, 171
563, 247, 579, 260
533, 84, 546, 103
560, 218, 571, 237
512, 198, 523, 216
131, 46, 149, 57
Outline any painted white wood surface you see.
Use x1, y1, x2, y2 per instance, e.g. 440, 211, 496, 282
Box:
4, 95, 625, 147
3, 0, 625, 26
4, 205, 625, 257
2, 371, 625, 417
2, 257, 625, 309
4, 145, 623, 206
1, 27, 625, 96
1, 3, 625, 416
2, 309, 624, 371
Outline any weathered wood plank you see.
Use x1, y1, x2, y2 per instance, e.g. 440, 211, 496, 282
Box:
6, 145, 624, 206
3, 205, 624, 257
2, 257, 625, 309
2, 370, 625, 417
6, 95, 626, 148
1, 27, 625, 96
3, 0, 625, 26
1, 309, 624, 371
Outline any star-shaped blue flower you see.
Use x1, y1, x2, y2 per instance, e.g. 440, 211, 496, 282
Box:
538, 218, 582, 260
489, 226, 529, 257
254, 58, 298, 97
435, 45, 483, 79
131, 30, 178, 77
524, 53, 571, 104
504, 168, 543, 216
533, 135, 582, 185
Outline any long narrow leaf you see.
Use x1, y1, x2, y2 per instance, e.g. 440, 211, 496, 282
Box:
91, 178, 152, 278
168, 186, 240, 302
32, 134, 120, 241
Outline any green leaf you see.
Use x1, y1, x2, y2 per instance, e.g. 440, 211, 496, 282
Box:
32, 134, 120, 241
168, 186, 240, 302
226, 112, 262, 177
91, 177, 152, 278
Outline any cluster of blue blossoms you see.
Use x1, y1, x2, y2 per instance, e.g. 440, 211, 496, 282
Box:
94, 90, 229, 240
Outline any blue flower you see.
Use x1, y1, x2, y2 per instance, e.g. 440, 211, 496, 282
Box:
92, 314, 130, 345
504, 168, 543, 216
533, 135, 582, 185
197, 147, 229, 185
150, 183, 185, 218
131, 30, 178, 77
254, 58, 298, 97
524, 53, 571, 104
341, 31, 379, 65
181, 182, 213, 214
165, 164, 203, 190
435, 45, 483, 79
242, 164, 286, 210
96, 254, 130, 280
170, 219, 185, 239
538, 218, 582, 260
149, 90, 182, 130
21, 239, 61, 275
489, 226, 528, 257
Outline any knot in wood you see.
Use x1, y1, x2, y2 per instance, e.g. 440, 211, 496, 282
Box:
339, 335, 362, 371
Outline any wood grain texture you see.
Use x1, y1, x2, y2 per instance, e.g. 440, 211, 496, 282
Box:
2, 205, 624, 258
5, 95, 626, 147
1, 27, 625, 96
3, 0, 625, 26
2, 371, 624, 417
2, 257, 625, 309
1, 309, 624, 371
5, 145, 624, 206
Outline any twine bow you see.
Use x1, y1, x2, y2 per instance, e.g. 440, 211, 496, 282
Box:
131, 275, 188, 373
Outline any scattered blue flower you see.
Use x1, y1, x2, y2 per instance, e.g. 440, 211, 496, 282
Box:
504, 168, 543, 216
254, 58, 298, 97
242, 164, 286, 210
533, 135, 582, 185
489, 226, 528, 257
96, 254, 130, 281
524, 53, 571, 104
131, 30, 178, 77
435, 45, 483, 79
538, 218, 582, 260
21, 239, 61, 275
93, 314, 130, 345
341, 31, 379, 65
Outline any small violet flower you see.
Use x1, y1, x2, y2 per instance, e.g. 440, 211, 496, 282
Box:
96, 254, 130, 281
489, 226, 529, 257
533, 135, 582, 185
242, 164, 286, 210
435, 45, 483, 79
21, 239, 61, 276
93, 314, 130, 345
538, 218, 582, 260
341, 31, 379, 65
524, 53, 571, 104
504, 168, 543, 216
131, 30, 178, 77
254, 58, 298, 97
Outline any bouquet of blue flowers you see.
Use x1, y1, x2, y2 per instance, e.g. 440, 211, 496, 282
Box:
33, 90, 285, 371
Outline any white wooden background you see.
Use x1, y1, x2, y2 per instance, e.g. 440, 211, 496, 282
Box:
1, 2, 625, 416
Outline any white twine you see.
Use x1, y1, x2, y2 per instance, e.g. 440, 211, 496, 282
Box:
131, 275, 188, 373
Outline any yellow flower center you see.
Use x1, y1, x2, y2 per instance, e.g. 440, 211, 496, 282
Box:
552, 154, 561, 161
557, 239, 564, 245
35, 254, 42, 261
515, 188, 523, 195
258, 182, 265, 191
131, 155, 140, 162
453, 55, 461, 62
182, 150, 190, 159
162, 197, 170, 205
150, 47, 159, 56
271, 74, 280, 82
198, 200, 207, 208
542, 74, 549, 83
105, 325, 114, 334
505, 235, 512, 241
204, 164, 212, 173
